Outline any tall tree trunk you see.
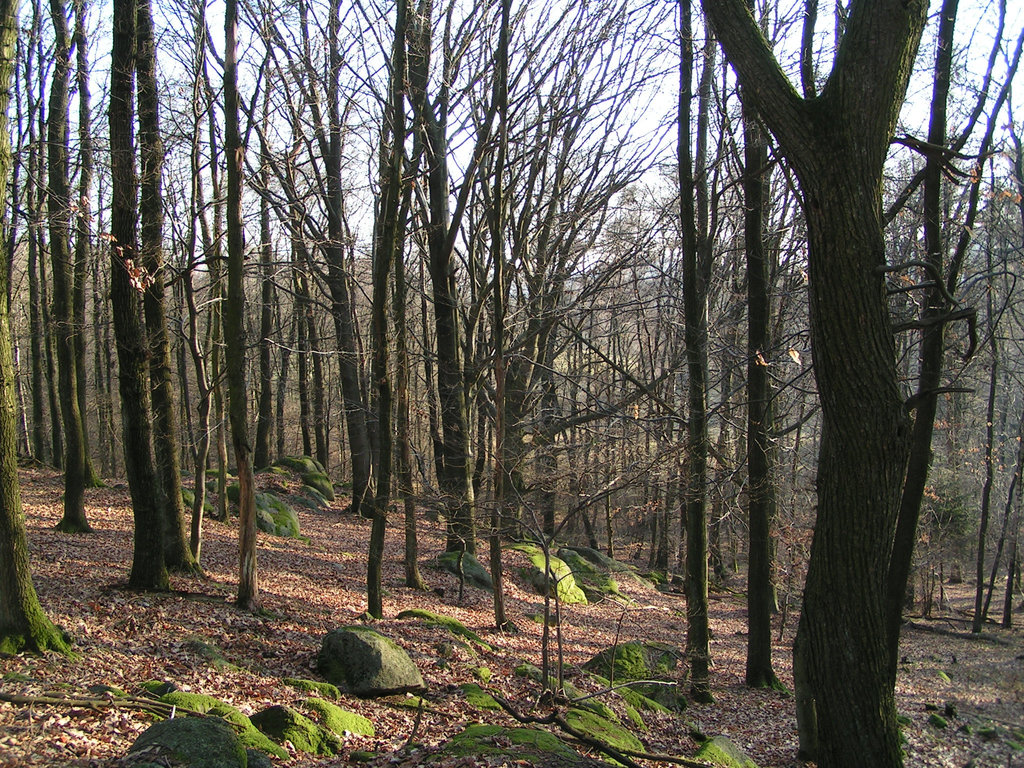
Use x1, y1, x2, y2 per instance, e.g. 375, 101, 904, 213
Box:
295, 268, 313, 458
137, 0, 196, 573
224, 0, 258, 611
72, 0, 100, 488
883, 0, 958, 666
307, 306, 328, 470
972, 317, 998, 633
47, 0, 91, 534
27, 200, 46, 461
679, 0, 712, 704
408, 1, 476, 554
703, 0, 926, 763
253, 112, 274, 470
366, 0, 407, 619
110, 0, 168, 592
397, 220, 424, 591
322, 17, 371, 518
275, 308, 292, 460
488, 0, 512, 630
0, 0, 71, 654
743, 24, 780, 687
183, 29, 215, 559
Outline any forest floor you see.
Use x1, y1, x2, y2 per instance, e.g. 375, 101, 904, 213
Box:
1, 466, 1022, 768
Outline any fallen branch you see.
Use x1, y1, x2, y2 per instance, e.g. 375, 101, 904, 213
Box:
0, 690, 169, 716
0, 690, 246, 732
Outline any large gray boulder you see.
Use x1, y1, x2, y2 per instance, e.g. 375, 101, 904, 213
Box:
125, 717, 246, 768
317, 626, 426, 697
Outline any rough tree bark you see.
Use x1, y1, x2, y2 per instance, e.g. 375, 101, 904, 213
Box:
701, 0, 926, 764
136, 0, 197, 573
0, 0, 72, 654
110, 0, 168, 592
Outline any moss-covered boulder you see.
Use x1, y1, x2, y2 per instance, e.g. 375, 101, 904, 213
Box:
158, 691, 287, 759
694, 736, 759, 768
434, 551, 494, 590
317, 626, 426, 697
563, 708, 644, 755
275, 455, 325, 475
301, 472, 335, 502
251, 704, 342, 756
513, 544, 587, 605
563, 546, 653, 590
585, 672, 669, 714
557, 548, 627, 603
254, 491, 301, 538
582, 642, 685, 711
438, 723, 612, 768
273, 455, 335, 503
301, 697, 375, 737
181, 487, 214, 519
512, 664, 617, 721
272, 450, 335, 505
126, 717, 245, 768
296, 485, 331, 509
284, 677, 341, 700
397, 608, 494, 651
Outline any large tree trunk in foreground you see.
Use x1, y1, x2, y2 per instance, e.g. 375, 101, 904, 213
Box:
0, 0, 71, 653
702, 0, 925, 764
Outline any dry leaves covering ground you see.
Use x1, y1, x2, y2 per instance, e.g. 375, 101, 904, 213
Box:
1, 466, 1022, 768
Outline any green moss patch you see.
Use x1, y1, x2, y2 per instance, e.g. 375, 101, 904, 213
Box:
582, 644, 684, 711
434, 551, 494, 590
301, 697, 375, 737
439, 723, 585, 765
694, 735, 759, 767
460, 683, 503, 711
251, 704, 342, 756
158, 691, 287, 759
557, 547, 627, 603
563, 708, 643, 755
396, 608, 494, 651
254, 491, 302, 538
512, 544, 588, 605
284, 677, 341, 700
